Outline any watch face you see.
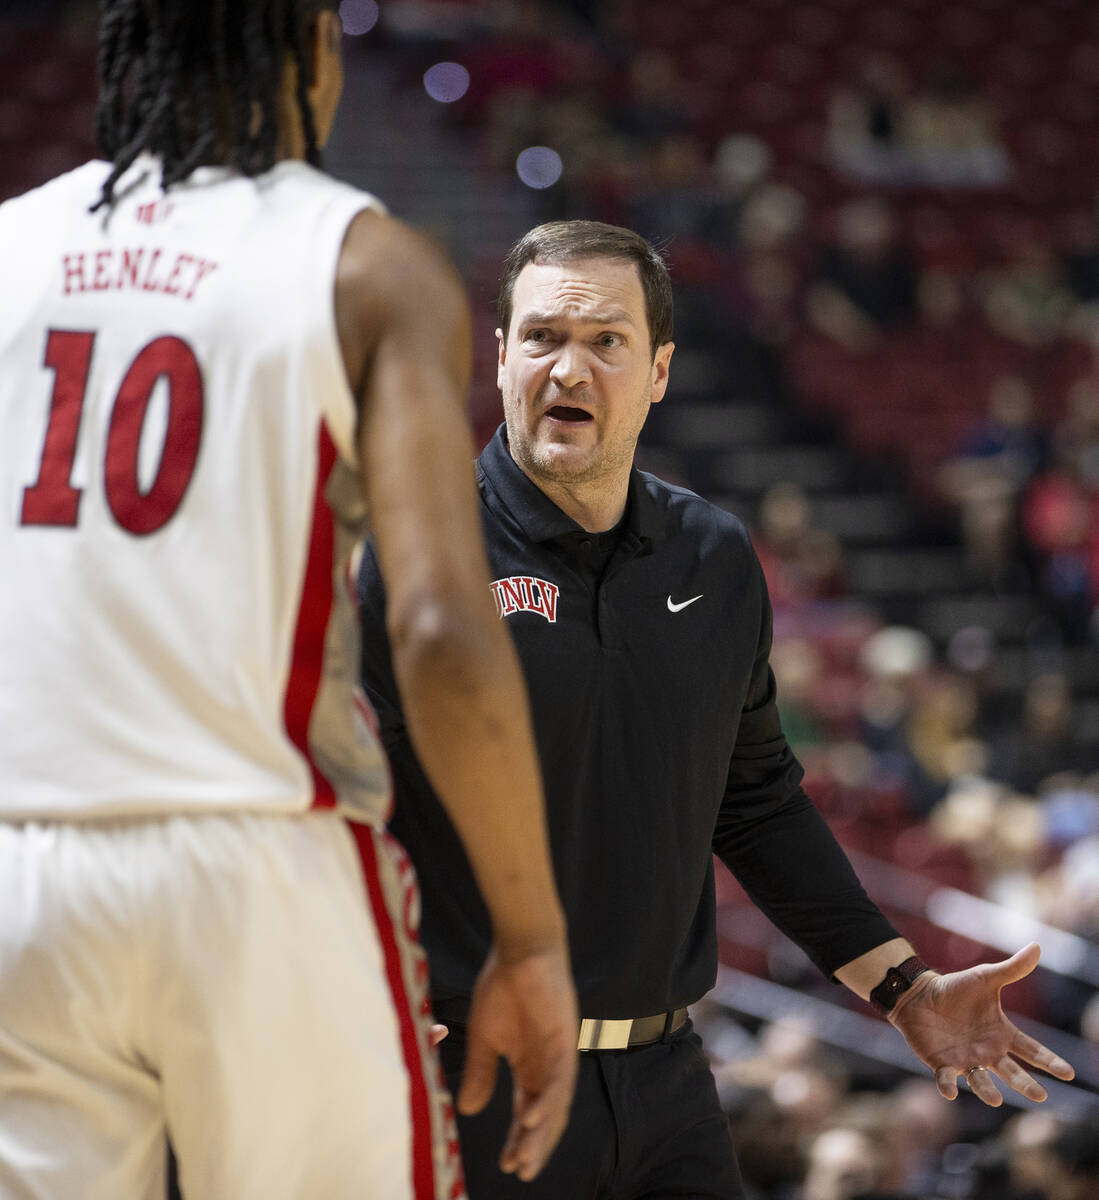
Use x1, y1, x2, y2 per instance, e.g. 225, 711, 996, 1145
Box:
871, 957, 929, 1013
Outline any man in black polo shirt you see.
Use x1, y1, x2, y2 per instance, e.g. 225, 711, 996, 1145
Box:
357, 220, 1075, 1199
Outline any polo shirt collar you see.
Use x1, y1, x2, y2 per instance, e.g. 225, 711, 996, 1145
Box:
478, 424, 664, 546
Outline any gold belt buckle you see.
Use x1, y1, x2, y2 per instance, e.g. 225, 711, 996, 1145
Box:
577, 1017, 634, 1051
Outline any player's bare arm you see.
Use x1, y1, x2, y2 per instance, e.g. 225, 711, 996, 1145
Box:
335, 211, 579, 1179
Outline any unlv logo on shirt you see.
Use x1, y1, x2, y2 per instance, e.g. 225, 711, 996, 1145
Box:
490, 575, 559, 623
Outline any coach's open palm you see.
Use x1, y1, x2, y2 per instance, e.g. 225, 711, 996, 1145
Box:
888, 942, 1075, 1107
459, 945, 579, 1181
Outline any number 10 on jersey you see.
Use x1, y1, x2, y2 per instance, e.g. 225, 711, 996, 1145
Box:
21, 329, 204, 535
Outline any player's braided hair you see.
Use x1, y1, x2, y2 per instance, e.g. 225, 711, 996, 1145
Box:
93, 0, 335, 211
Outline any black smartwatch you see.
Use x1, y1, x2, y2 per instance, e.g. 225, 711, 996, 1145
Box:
870, 955, 931, 1015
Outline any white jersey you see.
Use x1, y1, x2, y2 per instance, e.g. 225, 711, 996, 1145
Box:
0, 156, 393, 822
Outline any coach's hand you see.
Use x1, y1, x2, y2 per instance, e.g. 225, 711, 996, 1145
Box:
459, 943, 579, 1181
888, 943, 1075, 1107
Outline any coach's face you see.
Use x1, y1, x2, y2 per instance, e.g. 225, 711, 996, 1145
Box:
497, 256, 673, 493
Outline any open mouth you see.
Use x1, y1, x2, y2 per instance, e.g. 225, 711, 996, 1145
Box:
546, 405, 593, 423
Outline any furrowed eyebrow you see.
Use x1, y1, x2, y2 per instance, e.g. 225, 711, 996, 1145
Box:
520, 309, 637, 329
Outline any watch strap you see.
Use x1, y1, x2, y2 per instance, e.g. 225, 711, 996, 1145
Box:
870, 955, 931, 1014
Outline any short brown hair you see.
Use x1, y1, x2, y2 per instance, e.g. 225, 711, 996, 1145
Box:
497, 221, 674, 357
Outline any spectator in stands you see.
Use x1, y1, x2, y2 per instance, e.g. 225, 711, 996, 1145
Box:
724, 1087, 805, 1200
1038, 772, 1099, 860
1046, 1112, 1099, 1200
1052, 378, 1099, 495
714, 1019, 851, 1199
904, 670, 987, 806
1080, 989, 1099, 1045
982, 233, 1074, 348
688, 995, 758, 1074
709, 132, 774, 249
753, 482, 846, 611
535, 88, 618, 216
828, 53, 913, 186
904, 58, 1010, 188
773, 1067, 849, 1147
729, 182, 809, 350
1022, 443, 1099, 642
958, 471, 1027, 587
807, 197, 919, 353
929, 777, 1048, 912
940, 374, 1046, 587
706, 181, 809, 403
1061, 204, 1099, 313
951, 375, 1047, 489
1002, 1110, 1065, 1199
917, 262, 968, 330
723, 1016, 827, 1092
626, 131, 718, 245
1038, 814, 1099, 946
880, 1078, 961, 1196
856, 626, 952, 815
799, 1125, 885, 1200
770, 638, 830, 751
988, 672, 1088, 793
829, 54, 1009, 192
610, 48, 691, 146
1033, 779, 1099, 1030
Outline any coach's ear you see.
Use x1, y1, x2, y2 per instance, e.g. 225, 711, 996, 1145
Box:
496, 327, 507, 392
648, 340, 674, 406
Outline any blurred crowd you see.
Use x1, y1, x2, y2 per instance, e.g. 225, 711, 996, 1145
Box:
748, 470, 1098, 982
693, 1009, 1099, 1200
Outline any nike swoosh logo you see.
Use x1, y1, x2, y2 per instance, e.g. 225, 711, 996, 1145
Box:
667, 594, 703, 613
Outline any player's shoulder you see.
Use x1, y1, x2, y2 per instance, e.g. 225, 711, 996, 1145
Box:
635, 467, 754, 553
336, 202, 468, 329
339, 203, 457, 280
259, 159, 384, 215
0, 160, 109, 228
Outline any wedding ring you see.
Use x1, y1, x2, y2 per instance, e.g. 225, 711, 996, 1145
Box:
965, 1066, 988, 1080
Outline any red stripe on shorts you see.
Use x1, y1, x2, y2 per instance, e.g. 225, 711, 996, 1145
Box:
349, 821, 438, 1198
283, 426, 338, 808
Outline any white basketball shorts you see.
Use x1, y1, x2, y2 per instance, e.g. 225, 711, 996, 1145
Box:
0, 811, 465, 1200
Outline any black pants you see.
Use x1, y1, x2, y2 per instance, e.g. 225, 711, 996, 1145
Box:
439, 1020, 745, 1200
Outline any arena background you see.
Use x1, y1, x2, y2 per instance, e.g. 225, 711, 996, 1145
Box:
5, 1, 1097, 1195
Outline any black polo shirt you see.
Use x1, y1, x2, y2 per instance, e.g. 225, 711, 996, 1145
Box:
358, 425, 898, 1020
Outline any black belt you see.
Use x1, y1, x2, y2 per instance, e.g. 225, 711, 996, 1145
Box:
577, 1007, 688, 1051
431, 1001, 690, 1052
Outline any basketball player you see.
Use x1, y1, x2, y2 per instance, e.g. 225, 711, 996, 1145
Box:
0, 4, 576, 1198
